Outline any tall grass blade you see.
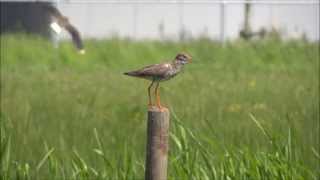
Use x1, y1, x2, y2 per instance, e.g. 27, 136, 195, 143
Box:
0, 136, 11, 178
36, 148, 55, 171
249, 113, 273, 143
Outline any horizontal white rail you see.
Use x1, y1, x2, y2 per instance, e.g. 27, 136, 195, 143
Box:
1, 0, 319, 5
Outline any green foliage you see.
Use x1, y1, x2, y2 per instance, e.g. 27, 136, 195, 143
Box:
0, 34, 319, 179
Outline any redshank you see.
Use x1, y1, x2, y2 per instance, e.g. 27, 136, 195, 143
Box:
124, 52, 192, 110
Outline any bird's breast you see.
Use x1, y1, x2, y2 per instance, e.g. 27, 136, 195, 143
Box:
160, 69, 179, 81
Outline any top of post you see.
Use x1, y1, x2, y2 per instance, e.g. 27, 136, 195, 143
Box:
148, 106, 169, 113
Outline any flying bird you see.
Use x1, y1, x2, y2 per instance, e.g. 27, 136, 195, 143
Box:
124, 52, 192, 110
43, 4, 85, 54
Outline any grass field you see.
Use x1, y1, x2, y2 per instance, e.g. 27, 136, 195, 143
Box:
0, 34, 319, 179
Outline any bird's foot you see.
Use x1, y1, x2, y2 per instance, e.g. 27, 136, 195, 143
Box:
79, 49, 86, 55
157, 104, 167, 112
148, 103, 155, 109
148, 103, 167, 112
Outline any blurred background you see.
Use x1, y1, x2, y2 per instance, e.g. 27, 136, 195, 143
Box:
1, 0, 319, 41
1, 0, 319, 179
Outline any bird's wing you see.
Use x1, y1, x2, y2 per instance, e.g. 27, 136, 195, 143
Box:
131, 63, 172, 78
65, 24, 84, 51
43, 4, 64, 18
44, 4, 85, 52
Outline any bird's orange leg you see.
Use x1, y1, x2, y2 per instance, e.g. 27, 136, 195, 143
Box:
155, 82, 164, 110
148, 80, 155, 107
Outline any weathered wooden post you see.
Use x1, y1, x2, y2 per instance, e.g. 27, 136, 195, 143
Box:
124, 52, 191, 180
145, 107, 170, 180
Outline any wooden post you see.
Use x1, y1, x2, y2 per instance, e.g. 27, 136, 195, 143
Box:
145, 107, 170, 180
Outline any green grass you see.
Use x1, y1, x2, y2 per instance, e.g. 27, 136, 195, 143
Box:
1, 34, 319, 179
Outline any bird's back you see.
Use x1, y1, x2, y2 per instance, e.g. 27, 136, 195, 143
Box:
124, 62, 175, 81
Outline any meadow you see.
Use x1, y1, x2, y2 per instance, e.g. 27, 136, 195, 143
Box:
0, 34, 319, 179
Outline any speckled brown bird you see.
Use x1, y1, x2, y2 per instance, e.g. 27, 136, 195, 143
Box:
124, 52, 192, 110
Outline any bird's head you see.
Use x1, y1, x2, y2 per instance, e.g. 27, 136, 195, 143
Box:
174, 52, 192, 65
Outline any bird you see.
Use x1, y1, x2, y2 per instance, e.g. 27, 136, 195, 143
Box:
124, 52, 192, 110
43, 4, 85, 54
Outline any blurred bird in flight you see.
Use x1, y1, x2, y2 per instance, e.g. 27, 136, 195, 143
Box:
43, 4, 85, 54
